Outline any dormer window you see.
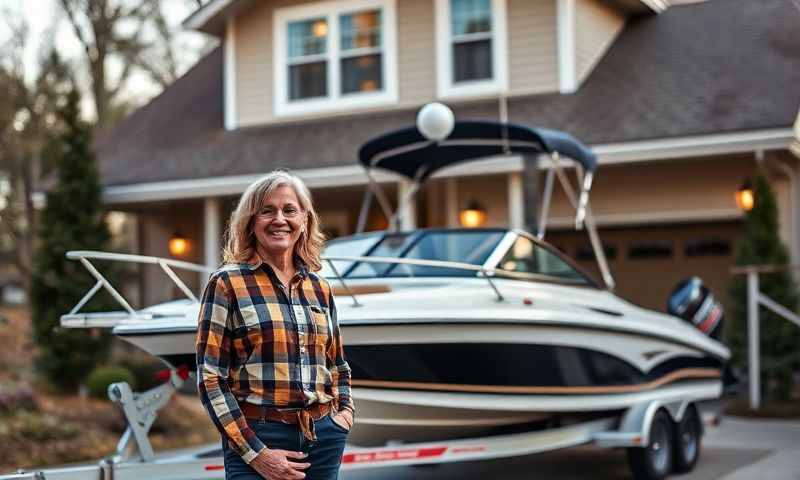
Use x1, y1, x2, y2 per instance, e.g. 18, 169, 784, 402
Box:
275, 0, 398, 117
436, 0, 508, 99
452, 0, 493, 82
288, 18, 329, 100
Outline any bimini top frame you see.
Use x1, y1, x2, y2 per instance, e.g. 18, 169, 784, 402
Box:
356, 117, 614, 289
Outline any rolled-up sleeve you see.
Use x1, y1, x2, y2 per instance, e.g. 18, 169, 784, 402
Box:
196, 272, 266, 463
327, 290, 354, 413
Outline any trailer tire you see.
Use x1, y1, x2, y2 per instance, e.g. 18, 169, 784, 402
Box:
672, 405, 702, 474
627, 409, 674, 480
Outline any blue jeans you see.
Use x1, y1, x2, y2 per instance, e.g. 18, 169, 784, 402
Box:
223, 413, 348, 480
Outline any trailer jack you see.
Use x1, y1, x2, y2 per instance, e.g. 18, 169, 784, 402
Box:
107, 368, 187, 463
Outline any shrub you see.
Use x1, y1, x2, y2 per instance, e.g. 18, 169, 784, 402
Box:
0, 383, 37, 415
86, 366, 135, 399
117, 358, 166, 391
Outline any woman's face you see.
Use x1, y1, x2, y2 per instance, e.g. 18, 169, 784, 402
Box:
252, 185, 306, 259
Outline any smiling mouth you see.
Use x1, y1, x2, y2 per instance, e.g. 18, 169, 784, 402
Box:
268, 230, 291, 237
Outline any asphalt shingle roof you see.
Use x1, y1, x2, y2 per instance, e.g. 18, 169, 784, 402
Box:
96, 0, 800, 187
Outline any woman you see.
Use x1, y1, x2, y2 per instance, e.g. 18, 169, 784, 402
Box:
196, 170, 354, 480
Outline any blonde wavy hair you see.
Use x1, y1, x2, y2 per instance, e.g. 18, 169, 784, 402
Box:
222, 170, 325, 271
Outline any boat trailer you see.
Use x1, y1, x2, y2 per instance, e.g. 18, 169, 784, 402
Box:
1, 369, 721, 480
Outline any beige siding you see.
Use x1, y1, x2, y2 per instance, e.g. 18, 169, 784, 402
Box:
575, 0, 625, 85
235, 2, 272, 127
235, 0, 338, 127
138, 202, 206, 306
547, 155, 754, 226
235, 0, 434, 125
397, 0, 436, 106
508, 0, 559, 94
233, 0, 563, 126
456, 175, 510, 228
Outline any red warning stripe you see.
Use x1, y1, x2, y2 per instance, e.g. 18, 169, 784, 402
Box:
342, 447, 447, 464
698, 306, 720, 333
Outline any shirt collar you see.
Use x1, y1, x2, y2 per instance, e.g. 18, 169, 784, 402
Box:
245, 251, 309, 279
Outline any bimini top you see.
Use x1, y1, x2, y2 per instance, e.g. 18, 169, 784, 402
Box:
358, 120, 597, 181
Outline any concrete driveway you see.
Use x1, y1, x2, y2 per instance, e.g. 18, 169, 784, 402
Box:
342, 417, 800, 480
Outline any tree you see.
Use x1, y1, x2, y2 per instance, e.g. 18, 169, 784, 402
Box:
59, 0, 206, 131
728, 171, 800, 402
30, 87, 114, 392
0, 16, 73, 295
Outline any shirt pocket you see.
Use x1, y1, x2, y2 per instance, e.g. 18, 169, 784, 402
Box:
306, 304, 332, 350
239, 304, 262, 329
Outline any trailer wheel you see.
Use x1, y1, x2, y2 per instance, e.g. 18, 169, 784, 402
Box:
672, 405, 701, 474
627, 409, 674, 480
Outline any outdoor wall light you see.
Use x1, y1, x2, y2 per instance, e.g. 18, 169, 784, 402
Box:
459, 200, 487, 228
168, 231, 190, 257
735, 178, 755, 212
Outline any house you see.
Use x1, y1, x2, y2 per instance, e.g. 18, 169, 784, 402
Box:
95, 0, 800, 311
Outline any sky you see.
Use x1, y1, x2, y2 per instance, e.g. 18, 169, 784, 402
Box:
0, 0, 214, 117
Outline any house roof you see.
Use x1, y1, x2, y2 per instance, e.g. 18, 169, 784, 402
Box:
96, 0, 800, 188
183, 0, 660, 36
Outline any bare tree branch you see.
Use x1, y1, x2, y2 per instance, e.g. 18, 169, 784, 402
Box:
59, 0, 196, 131
60, 0, 95, 61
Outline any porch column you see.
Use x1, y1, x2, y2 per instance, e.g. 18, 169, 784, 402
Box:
445, 177, 459, 227
508, 172, 524, 230
398, 179, 417, 231
204, 197, 222, 270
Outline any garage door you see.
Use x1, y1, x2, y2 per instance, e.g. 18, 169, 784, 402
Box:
544, 222, 741, 313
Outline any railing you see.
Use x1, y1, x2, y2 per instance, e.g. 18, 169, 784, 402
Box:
61, 250, 513, 329
731, 264, 800, 410
61, 251, 213, 328
322, 255, 507, 306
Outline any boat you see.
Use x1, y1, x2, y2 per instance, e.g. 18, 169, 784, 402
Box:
61, 104, 730, 448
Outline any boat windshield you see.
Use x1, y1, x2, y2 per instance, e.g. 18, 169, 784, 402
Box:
496, 235, 592, 285
320, 232, 384, 277
322, 230, 506, 278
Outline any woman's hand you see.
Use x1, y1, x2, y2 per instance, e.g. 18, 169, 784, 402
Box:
332, 409, 354, 431
250, 448, 310, 479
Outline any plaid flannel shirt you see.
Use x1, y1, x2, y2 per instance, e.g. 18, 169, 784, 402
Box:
196, 255, 353, 463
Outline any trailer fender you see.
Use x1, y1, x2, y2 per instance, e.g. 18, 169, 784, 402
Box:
593, 399, 693, 448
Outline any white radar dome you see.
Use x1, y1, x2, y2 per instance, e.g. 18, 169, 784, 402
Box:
416, 102, 455, 141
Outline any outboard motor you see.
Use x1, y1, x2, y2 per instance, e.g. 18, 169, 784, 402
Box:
667, 277, 724, 340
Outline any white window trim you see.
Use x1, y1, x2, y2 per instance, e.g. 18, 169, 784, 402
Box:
273, 0, 398, 118
557, 0, 577, 94
224, 17, 237, 130
435, 0, 508, 100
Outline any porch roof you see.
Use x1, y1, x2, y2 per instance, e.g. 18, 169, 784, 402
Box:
95, 0, 800, 189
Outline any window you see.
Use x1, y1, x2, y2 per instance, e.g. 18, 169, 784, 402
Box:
576, 243, 617, 262
387, 230, 504, 277
436, 0, 507, 99
340, 11, 383, 94
288, 18, 328, 100
320, 231, 384, 278
684, 238, 732, 257
274, 0, 397, 116
452, 0, 493, 82
627, 241, 673, 260
498, 236, 590, 285
341, 231, 506, 278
